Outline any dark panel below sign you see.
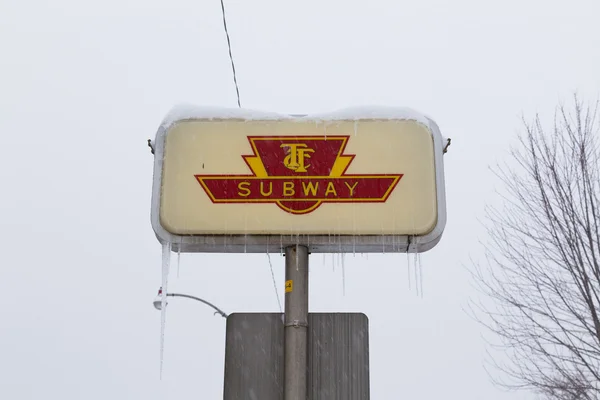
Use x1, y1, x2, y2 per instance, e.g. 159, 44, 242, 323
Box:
223, 313, 284, 400
223, 313, 369, 400
308, 313, 370, 400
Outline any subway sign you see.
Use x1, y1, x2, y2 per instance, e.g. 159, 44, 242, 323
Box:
150, 106, 447, 253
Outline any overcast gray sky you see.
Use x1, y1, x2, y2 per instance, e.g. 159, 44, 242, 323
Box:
1, 0, 599, 399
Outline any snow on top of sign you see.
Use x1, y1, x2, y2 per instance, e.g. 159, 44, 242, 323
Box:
302, 106, 431, 125
160, 104, 290, 127
161, 104, 431, 127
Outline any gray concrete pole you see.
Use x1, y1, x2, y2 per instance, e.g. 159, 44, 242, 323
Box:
284, 245, 309, 400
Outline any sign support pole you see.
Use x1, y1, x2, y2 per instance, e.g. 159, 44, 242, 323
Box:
284, 245, 309, 400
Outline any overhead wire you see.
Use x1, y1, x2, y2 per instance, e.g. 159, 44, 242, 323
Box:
218, 1, 282, 311
267, 251, 283, 313
219, 0, 241, 107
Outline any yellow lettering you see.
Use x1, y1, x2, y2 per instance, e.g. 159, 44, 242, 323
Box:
283, 182, 295, 197
237, 181, 251, 197
325, 182, 337, 197
281, 143, 315, 173
260, 181, 273, 197
302, 181, 319, 196
344, 181, 358, 197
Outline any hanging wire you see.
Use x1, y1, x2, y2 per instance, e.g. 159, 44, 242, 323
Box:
219, 0, 241, 107
219, 1, 282, 311
267, 251, 283, 312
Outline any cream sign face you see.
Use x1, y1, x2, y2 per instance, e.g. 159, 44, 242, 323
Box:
150, 106, 447, 253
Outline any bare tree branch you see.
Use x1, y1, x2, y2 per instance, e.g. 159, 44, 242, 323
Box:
469, 95, 600, 399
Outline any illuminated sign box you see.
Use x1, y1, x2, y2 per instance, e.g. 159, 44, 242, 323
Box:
150, 106, 447, 253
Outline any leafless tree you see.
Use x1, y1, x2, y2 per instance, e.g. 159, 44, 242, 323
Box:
470, 95, 600, 400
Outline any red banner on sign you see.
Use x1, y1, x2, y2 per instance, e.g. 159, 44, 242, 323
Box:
196, 136, 403, 214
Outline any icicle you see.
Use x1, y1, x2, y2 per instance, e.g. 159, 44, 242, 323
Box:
176, 246, 181, 279
341, 253, 346, 296
352, 204, 357, 256
413, 252, 419, 297
160, 242, 171, 380
407, 242, 412, 291
223, 219, 228, 251
353, 120, 358, 136
392, 208, 397, 252
418, 251, 424, 298
244, 213, 248, 253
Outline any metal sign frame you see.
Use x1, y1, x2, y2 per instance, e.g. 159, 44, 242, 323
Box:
150, 106, 447, 253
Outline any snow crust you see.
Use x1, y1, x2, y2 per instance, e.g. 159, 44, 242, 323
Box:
160, 104, 432, 128
305, 106, 431, 125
